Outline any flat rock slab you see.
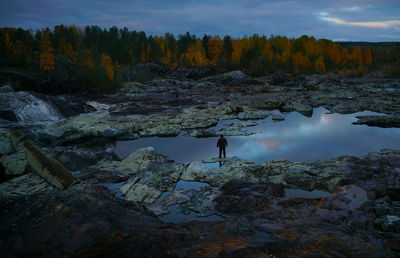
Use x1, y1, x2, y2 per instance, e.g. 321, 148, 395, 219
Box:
202, 157, 254, 164
353, 115, 400, 128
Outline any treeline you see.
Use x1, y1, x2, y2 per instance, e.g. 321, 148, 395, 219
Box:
336, 42, 400, 65
0, 25, 397, 93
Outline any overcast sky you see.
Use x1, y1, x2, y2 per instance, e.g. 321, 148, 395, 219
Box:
0, 0, 399, 41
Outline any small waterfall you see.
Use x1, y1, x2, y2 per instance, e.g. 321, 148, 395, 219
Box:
1, 92, 63, 122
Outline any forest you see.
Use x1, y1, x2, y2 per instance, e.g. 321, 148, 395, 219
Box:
1, 25, 399, 93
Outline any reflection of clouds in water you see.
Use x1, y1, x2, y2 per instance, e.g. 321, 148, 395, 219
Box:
229, 108, 399, 162
114, 107, 400, 164
259, 139, 281, 152
320, 113, 335, 125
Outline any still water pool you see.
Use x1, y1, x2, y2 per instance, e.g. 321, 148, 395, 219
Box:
113, 107, 400, 163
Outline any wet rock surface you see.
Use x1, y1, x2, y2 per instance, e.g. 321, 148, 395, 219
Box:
353, 115, 400, 127
1, 147, 399, 257
1, 70, 400, 256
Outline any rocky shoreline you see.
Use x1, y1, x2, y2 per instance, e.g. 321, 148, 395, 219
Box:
1, 66, 400, 256
1, 146, 399, 256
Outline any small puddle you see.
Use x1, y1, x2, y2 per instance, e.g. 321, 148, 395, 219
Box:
202, 162, 220, 168
96, 182, 125, 199
284, 188, 331, 199
175, 180, 215, 191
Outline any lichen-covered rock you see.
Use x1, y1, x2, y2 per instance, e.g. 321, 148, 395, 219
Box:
114, 148, 183, 203
122, 183, 162, 203
238, 110, 270, 120
182, 158, 259, 187
118, 147, 166, 174
0, 151, 28, 175
250, 157, 349, 192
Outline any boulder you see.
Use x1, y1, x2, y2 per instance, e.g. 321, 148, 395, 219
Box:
0, 151, 28, 176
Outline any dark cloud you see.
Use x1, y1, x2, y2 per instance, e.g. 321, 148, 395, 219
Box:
0, 0, 399, 41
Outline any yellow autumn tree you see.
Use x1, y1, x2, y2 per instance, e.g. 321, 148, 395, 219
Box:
325, 44, 342, 65
279, 41, 293, 64
208, 37, 223, 64
293, 52, 311, 70
350, 47, 363, 66
182, 40, 208, 66
39, 32, 55, 71
304, 37, 321, 58
101, 54, 114, 80
231, 40, 243, 64
260, 41, 274, 62
363, 48, 373, 65
314, 56, 326, 73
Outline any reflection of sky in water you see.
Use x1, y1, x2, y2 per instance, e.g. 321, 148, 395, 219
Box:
113, 107, 400, 163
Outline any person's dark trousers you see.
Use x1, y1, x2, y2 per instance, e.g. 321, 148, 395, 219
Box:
219, 148, 226, 158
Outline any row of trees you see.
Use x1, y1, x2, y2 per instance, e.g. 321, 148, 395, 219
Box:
1, 25, 398, 92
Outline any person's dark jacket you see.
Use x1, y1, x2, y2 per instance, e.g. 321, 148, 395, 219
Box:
217, 137, 228, 148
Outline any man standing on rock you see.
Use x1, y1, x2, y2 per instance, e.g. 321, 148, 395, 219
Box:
217, 135, 228, 159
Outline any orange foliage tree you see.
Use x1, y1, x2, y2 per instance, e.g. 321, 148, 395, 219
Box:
314, 56, 326, 73
39, 32, 55, 71
293, 52, 311, 71
101, 54, 114, 80
182, 40, 208, 66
